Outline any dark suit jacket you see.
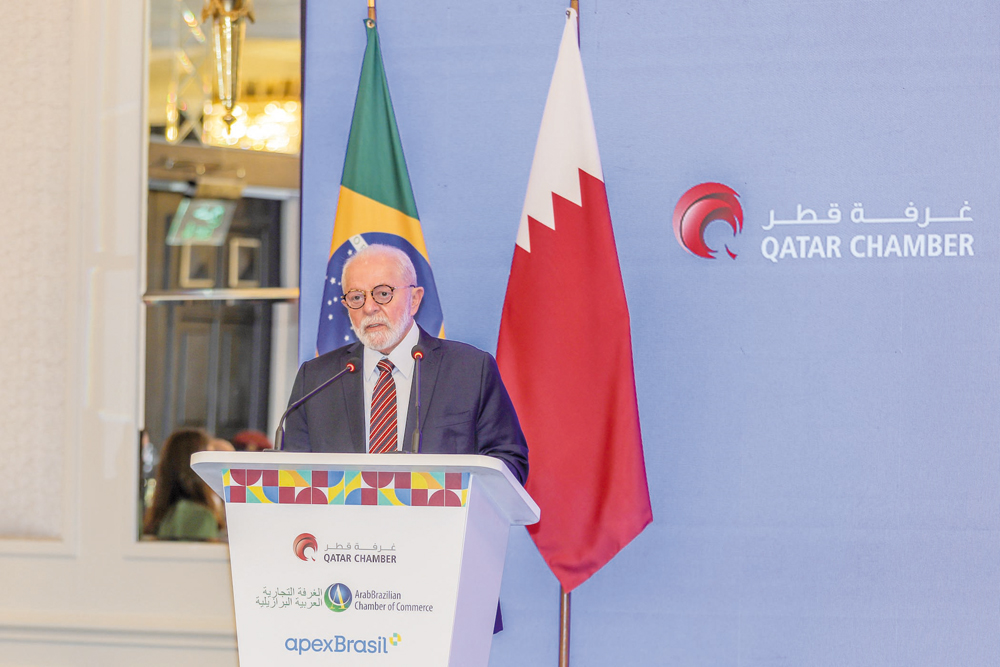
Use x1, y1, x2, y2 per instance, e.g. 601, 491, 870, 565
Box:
283, 328, 529, 484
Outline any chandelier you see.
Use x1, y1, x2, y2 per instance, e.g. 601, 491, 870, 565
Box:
201, 0, 256, 131
203, 98, 301, 154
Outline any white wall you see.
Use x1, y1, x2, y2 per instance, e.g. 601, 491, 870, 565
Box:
0, 1, 239, 664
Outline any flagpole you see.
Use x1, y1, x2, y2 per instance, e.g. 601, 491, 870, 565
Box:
368, 0, 376, 21
559, 586, 571, 667
558, 3, 578, 663
570, 0, 580, 45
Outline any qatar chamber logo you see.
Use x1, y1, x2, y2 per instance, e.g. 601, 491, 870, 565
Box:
673, 182, 744, 259
325, 583, 353, 612
293, 533, 318, 561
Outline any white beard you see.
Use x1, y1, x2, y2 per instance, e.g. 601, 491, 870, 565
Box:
353, 312, 412, 353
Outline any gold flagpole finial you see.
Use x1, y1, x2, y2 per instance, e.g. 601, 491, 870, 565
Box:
570, 0, 580, 46
368, 0, 376, 21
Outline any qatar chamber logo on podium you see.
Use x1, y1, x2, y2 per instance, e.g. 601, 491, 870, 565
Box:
673, 182, 744, 259
293, 533, 318, 561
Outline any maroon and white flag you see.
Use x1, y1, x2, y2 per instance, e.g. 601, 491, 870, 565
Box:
497, 8, 652, 592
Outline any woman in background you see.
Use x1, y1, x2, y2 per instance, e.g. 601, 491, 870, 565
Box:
143, 428, 225, 540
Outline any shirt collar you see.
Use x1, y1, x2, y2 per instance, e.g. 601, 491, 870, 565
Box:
363, 322, 420, 380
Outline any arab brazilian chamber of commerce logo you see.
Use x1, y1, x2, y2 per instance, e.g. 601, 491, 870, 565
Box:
673, 182, 744, 259
325, 583, 353, 612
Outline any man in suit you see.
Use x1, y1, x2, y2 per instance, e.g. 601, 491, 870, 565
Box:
282, 244, 528, 484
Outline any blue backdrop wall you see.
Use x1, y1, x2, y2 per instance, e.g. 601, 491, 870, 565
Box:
300, 1, 1000, 664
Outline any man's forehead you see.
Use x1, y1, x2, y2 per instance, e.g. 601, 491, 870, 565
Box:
344, 255, 403, 287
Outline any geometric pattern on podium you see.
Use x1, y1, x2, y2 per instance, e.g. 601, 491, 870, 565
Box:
223, 468, 469, 507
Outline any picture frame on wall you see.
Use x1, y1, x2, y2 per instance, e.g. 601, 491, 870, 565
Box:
228, 237, 262, 288
178, 243, 218, 288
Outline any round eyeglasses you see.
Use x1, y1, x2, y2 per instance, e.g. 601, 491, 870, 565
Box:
340, 284, 416, 309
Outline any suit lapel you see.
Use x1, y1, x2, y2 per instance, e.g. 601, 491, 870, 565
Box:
403, 327, 442, 452
340, 343, 366, 452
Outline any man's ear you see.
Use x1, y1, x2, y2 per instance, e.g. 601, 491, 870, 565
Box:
409, 286, 425, 315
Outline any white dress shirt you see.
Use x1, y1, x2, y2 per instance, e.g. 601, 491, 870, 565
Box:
362, 322, 420, 450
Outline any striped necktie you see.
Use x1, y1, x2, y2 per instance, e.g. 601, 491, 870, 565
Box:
369, 359, 397, 453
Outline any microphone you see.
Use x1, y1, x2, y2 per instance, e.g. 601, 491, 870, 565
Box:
275, 357, 360, 451
410, 345, 425, 454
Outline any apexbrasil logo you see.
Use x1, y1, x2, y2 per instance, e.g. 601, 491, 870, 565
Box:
673, 183, 744, 259
293, 533, 318, 561
325, 583, 353, 612
285, 633, 402, 655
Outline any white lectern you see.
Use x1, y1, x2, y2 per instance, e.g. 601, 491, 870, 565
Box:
192, 452, 540, 667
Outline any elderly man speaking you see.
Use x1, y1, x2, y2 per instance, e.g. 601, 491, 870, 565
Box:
282, 244, 528, 484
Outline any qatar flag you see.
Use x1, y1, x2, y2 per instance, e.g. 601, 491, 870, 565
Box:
496, 8, 652, 593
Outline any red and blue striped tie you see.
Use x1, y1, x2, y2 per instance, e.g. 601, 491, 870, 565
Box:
369, 359, 397, 453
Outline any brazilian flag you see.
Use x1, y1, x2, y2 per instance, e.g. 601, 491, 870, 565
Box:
317, 18, 444, 355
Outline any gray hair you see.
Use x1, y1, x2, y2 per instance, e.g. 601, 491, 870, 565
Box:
341, 243, 418, 288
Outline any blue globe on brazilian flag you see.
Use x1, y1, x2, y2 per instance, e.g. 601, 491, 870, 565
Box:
317, 18, 444, 356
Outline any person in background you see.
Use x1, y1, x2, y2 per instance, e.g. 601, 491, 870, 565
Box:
143, 428, 225, 541
209, 437, 235, 452
232, 429, 273, 451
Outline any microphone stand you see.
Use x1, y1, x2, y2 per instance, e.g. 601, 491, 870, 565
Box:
275, 359, 359, 451
410, 345, 425, 453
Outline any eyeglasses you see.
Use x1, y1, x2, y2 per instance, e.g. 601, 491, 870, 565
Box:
340, 284, 416, 309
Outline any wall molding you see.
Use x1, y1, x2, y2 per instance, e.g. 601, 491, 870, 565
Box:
0, 609, 236, 651
0, 538, 75, 558
122, 539, 231, 562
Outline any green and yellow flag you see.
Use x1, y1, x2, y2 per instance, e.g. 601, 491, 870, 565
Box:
317, 18, 443, 354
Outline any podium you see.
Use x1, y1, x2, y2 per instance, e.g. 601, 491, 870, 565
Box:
192, 452, 540, 667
